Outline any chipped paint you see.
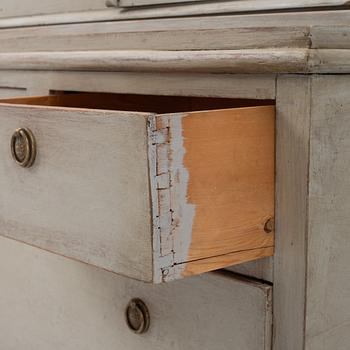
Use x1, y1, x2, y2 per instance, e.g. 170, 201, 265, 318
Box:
167, 113, 196, 278
147, 115, 163, 283
149, 112, 196, 282
150, 106, 275, 282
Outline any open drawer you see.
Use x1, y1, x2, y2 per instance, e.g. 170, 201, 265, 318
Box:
0, 93, 275, 283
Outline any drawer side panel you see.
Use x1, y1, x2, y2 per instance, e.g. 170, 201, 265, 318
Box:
155, 106, 275, 280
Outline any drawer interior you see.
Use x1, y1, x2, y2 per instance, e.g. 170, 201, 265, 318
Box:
0, 91, 274, 113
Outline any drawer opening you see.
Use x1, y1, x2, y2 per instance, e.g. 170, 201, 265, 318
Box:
1, 91, 274, 113
0, 90, 275, 283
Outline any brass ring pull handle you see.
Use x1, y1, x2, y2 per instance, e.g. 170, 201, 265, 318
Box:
125, 298, 150, 334
11, 128, 36, 168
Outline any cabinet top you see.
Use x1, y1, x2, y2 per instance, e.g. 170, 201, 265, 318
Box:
0, 0, 349, 28
0, 9, 350, 74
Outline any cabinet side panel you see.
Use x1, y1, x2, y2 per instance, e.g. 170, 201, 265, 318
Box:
274, 75, 312, 350
306, 75, 350, 350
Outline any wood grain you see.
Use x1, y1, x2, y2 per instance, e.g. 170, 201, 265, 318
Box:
0, 49, 348, 74
156, 106, 275, 279
0, 70, 277, 100
181, 247, 274, 278
0, 92, 273, 114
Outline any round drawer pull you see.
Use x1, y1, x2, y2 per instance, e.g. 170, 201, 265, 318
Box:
11, 128, 36, 168
125, 298, 150, 334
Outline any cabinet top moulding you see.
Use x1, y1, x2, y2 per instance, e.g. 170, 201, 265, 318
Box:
0, 48, 349, 74
0, 2, 349, 28
0, 12, 348, 53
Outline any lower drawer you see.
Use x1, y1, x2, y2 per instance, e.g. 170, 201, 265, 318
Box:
0, 236, 272, 350
0, 93, 275, 283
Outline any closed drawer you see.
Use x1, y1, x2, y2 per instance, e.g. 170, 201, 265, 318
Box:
0, 0, 107, 19
0, 93, 275, 283
0, 236, 272, 350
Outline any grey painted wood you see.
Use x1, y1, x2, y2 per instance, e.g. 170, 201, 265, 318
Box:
0, 104, 154, 282
0, 69, 275, 284
0, 49, 348, 74
0, 25, 311, 52
273, 75, 312, 350
0, 70, 276, 100
0, 6, 349, 28
0, 0, 107, 19
0, 14, 349, 54
0, 87, 27, 98
0, 9, 349, 28
311, 26, 350, 49
0, 50, 310, 73
0, 236, 272, 350
226, 257, 274, 283
305, 75, 350, 350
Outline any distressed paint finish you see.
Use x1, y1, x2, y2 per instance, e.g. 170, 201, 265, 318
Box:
0, 95, 275, 283
155, 106, 275, 280
0, 236, 273, 350
0, 102, 154, 282
0, 1, 348, 27
273, 75, 312, 350
305, 75, 350, 350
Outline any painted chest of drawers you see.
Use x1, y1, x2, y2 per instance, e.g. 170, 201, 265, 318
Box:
0, 2, 349, 350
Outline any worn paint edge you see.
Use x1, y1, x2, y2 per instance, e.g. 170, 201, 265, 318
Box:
154, 109, 276, 282
150, 112, 196, 282
147, 115, 170, 283
168, 113, 196, 279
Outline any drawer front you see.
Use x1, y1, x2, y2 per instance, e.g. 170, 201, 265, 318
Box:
0, 0, 107, 19
0, 101, 154, 282
0, 236, 272, 350
0, 94, 274, 283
